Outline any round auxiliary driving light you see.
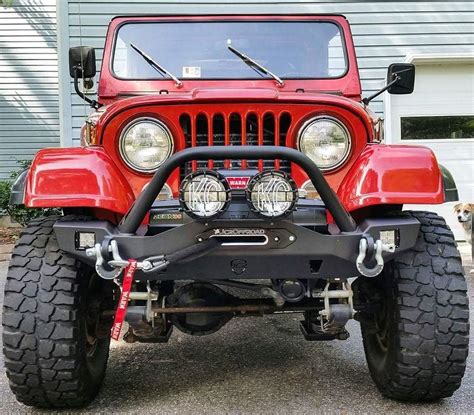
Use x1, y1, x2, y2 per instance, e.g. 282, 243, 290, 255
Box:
246, 171, 298, 219
179, 170, 231, 219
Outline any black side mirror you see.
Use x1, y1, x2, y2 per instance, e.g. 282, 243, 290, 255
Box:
69, 46, 101, 109
69, 46, 96, 79
387, 63, 415, 95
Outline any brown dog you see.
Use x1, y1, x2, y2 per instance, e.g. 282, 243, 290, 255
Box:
453, 203, 473, 244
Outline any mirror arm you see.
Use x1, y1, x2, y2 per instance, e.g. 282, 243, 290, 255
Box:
73, 67, 102, 110
362, 74, 400, 106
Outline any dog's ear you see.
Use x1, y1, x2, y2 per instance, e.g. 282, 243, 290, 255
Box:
453, 203, 462, 212
468, 203, 474, 212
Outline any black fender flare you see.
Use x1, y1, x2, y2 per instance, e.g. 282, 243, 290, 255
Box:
9, 169, 28, 205
440, 164, 459, 202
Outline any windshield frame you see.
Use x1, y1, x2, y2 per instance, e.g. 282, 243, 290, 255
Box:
110, 19, 350, 82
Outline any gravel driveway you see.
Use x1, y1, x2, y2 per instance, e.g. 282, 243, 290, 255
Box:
0, 260, 472, 414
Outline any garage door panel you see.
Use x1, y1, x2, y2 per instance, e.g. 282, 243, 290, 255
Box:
392, 100, 474, 111
441, 162, 474, 193
389, 61, 474, 240
423, 143, 474, 159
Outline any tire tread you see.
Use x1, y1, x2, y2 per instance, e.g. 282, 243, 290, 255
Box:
2, 216, 106, 408
365, 211, 469, 401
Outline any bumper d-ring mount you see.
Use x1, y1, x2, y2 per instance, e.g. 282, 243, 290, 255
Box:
356, 235, 395, 278
86, 240, 160, 280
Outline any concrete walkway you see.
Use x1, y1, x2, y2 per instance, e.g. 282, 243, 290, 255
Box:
0, 244, 13, 263
458, 242, 473, 273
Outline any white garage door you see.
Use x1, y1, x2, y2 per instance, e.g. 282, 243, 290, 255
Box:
387, 60, 474, 240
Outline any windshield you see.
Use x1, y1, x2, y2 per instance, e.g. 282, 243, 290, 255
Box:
112, 21, 347, 80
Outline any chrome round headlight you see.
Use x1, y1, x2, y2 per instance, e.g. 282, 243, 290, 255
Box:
297, 116, 351, 171
180, 170, 231, 219
120, 118, 173, 173
246, 171, 297, 219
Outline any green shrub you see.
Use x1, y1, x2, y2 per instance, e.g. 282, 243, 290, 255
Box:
0, 180, 12, 215
0, 160, 61, 226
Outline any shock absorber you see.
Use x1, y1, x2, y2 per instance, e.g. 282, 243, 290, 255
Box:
312, 280, 354, 336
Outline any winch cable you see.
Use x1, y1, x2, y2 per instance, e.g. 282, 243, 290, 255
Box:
144, 238, 221, 272
153, 237, 221, 267
89, 237, 222, 279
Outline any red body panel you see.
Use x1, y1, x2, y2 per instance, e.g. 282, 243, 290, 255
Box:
25, 148, 135, 215
338, 144, 444, 211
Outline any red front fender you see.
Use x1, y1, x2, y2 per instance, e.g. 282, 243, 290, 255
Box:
338, 144, 444, 212
25, 147, 135, 215
25, 144, 444, 217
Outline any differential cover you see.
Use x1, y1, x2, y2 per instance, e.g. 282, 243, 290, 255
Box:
166, 282, 235, 336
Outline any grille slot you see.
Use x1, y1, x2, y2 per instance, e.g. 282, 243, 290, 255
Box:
180, 111, 292, 181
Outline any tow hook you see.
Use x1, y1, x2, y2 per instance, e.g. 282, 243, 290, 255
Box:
86, 240, 169, 280
356, 235, 395, 278
86, 237, 220, 280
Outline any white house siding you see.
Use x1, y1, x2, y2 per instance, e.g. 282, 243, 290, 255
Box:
0, 0, 59, 180
62, 0, 474, 145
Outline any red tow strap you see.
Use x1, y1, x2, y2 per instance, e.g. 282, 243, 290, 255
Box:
111, 259, 137, 341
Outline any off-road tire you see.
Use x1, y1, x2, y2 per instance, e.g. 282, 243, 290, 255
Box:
2, 216, 112, 408
360, 211, 469, 401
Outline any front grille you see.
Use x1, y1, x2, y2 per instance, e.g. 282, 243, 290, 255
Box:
179, 111, 292, 180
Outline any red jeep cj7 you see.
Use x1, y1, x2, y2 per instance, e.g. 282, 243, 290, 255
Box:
4, 15, 469, 408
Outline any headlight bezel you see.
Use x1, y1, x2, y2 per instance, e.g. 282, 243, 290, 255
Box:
119, 117, 174, 174
297, 115, 352, 172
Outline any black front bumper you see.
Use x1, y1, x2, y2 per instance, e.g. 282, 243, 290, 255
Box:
53, 146, 420, 281
54, 214, 419, 281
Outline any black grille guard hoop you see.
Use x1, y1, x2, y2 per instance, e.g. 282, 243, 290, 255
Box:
118, 146, 357, 234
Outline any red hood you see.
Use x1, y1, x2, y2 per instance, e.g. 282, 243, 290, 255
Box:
96, 89, 375, 139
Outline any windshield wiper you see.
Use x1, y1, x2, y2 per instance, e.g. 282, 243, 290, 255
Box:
226, 39, 284, 87
130, 43, 182, 88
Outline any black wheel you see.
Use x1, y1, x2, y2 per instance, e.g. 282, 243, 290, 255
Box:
2, 216, 114, 408
359, 211, 469, 401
